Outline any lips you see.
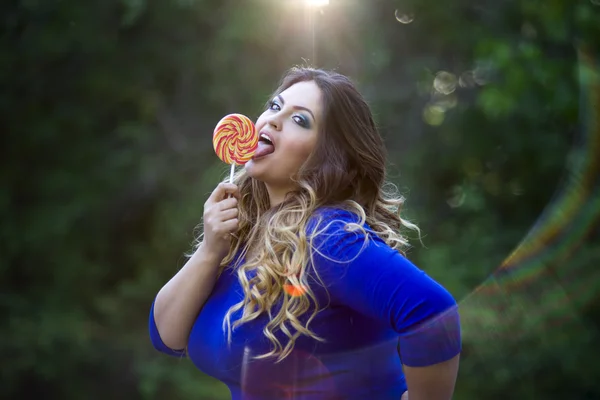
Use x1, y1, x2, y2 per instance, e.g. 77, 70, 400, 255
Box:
253, 131, 275, 159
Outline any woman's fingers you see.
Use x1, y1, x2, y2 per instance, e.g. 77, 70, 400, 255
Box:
219, 197, 238, 211
203, 191, 238, 224
220, 218, 239, 233
205, 183, 240, 206
220, 207, 239, 221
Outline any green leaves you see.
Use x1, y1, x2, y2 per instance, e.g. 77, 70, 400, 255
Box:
2, 0, 599, 398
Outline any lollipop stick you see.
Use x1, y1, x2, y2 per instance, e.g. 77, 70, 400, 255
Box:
229, 163, 235, 183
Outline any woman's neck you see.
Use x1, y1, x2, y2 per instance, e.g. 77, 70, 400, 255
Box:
265, 183, 292, 208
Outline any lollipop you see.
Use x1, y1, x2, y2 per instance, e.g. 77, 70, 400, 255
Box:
213, 113, 258, 182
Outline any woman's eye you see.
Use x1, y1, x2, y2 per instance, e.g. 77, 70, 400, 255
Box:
267, 101, 310, 128
293, 115, 309, 128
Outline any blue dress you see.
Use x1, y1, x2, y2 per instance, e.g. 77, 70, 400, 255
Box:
149, 208, 461, 399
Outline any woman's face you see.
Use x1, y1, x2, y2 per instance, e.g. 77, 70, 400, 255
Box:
245, 81, 322, 189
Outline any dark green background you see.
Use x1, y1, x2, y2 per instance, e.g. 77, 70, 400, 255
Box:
2, 0, 599, 398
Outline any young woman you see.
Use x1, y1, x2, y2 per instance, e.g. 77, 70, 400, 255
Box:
149, 67, 461, 400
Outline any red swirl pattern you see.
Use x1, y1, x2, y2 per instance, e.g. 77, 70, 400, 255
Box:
213, 114, 258, 165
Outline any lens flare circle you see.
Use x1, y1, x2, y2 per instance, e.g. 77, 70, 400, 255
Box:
434, 71, 458, 95
394, 10, 415, 24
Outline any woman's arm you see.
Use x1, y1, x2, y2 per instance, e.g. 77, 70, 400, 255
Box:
403, 355, 460, 400
150, 243, 222, 352
150, 182, 241, 354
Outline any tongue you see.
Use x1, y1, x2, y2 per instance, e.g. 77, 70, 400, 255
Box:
253, 141, 275, 159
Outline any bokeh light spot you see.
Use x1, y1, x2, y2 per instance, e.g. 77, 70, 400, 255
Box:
423, 105, 445, 126
433, 71, 457, 94
394, 10, 415, 24
447, 185, 466, 208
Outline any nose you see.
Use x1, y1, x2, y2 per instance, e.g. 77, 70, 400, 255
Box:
266, 114, 282, 131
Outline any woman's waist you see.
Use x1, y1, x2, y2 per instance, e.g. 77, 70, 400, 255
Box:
227, 345, 405, 399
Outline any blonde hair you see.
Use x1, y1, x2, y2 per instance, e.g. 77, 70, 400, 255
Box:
192, 170, 419, 363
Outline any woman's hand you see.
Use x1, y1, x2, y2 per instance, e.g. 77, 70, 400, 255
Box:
200, 182, 240, 260
401, 391, 409, 400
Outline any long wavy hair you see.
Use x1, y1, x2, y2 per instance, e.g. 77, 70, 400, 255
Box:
196, 67, 419, 363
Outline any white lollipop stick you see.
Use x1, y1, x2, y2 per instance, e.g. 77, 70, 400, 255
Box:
229, 163, 235, 183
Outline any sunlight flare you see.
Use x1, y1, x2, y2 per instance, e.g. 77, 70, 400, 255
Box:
306, 0, 329, 7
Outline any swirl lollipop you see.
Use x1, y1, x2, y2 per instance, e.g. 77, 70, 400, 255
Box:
213, 113, 258, 182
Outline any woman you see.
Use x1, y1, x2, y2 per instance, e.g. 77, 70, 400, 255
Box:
149, 67, 461, 400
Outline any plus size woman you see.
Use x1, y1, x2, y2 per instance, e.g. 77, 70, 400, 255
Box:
149, 67, 461, 400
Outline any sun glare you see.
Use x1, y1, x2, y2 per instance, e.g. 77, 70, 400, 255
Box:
306, 0, 330, 7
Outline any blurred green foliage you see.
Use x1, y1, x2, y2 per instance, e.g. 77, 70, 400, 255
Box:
1, 0, 599, 398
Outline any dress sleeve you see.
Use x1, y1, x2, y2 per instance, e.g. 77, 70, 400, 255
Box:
309, 210, 461, 367
148, 299, 187, 358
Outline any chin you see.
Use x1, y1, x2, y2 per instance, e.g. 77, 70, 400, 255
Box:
244, 159, 266, 180
245, 158, 289, 186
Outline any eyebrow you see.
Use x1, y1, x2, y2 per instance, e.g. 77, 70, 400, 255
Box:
276, 94, 316, 121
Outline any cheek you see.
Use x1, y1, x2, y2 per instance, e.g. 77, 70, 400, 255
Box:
285, 137, 317, 164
